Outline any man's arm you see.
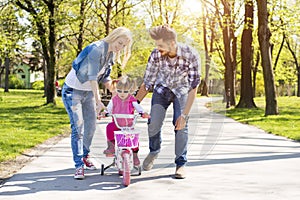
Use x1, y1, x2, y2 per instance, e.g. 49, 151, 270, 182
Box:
182, 87, 198, 116
135, 83, 149, 103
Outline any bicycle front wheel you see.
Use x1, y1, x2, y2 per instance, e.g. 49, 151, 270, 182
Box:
122, 152, 131, 186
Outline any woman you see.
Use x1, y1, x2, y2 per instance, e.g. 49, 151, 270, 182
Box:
62, 27, 133, 180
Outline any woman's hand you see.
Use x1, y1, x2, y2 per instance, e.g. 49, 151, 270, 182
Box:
96, 101, 105, 118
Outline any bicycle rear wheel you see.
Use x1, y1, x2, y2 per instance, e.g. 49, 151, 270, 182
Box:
122, 152, 131, 186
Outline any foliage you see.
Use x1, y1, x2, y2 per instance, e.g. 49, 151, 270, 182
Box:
32, 80, 44, 90
8, 75, 25, 89
0, 0, 299, 100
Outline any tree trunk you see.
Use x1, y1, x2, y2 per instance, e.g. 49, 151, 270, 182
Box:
273, 34, 285, 71
201, 6, 211, 96
4, 57, 10, 92
230, 36, 237, 106
257, 0, 278, 116
253, 51, 260, 97
77, 0, 87, 55
285, 38, 300, 97
297, 68, 300, 97
222, 0, 236, 108
46, 1, 56, 105
236, 0, 256, 108
15, 0, 56, 105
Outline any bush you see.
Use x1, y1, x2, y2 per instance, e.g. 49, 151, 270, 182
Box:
9, 75, 25, 89
32, 81, 44, 90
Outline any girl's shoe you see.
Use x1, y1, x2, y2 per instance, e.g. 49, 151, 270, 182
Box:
103, 141, 115, 157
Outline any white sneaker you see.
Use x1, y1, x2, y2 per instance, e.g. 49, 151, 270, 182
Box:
74, 167, 84, 179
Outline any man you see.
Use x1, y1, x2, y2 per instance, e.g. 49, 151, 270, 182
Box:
135, 25, 201, 179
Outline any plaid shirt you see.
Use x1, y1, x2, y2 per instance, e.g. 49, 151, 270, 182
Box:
144, 43, 201, 98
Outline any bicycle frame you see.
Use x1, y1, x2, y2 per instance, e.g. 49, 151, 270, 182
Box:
101, 114, 142, 186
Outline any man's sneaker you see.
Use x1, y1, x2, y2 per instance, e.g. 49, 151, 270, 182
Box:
74, 167, 84, 179
142, 153, 158, 171
175, 166, 186, 179
83, 155, 96, 170
133, 153, 140, 166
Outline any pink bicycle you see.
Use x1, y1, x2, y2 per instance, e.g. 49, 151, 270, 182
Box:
101, 113, 144, 186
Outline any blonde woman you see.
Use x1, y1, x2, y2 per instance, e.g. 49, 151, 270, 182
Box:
62, 27, 133, 180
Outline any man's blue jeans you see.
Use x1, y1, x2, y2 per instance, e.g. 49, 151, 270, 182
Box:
62, 83, 96, 169
148, 88, 188, 167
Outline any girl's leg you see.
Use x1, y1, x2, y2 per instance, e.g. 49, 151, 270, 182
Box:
104, 121, 119, 155
106, 121, 118, 142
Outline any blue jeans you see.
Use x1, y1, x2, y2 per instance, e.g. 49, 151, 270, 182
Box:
62, 83, 96, 168
148, 88, 188, 167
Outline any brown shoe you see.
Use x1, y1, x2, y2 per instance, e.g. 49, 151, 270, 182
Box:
175, 166, 186, 179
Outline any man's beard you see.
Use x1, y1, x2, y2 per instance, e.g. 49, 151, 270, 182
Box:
159, 50, 176, 58
159, 50, 168, 56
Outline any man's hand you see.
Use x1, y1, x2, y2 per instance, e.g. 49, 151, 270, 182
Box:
175, 115, 187, 130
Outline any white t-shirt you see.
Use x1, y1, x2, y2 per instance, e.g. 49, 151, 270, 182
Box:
65, 68, 92, 91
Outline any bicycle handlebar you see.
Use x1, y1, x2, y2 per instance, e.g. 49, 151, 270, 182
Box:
105, 113, 142, 130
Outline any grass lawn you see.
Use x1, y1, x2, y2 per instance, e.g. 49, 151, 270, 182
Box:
210, 96, 300, 141
0, 89, 70, 163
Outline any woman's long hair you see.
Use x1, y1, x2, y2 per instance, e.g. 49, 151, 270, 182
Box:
103, 27, 133, 68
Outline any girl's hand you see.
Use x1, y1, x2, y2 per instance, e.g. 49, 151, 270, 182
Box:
97, 110, 107, 120
141, 112, 151, 119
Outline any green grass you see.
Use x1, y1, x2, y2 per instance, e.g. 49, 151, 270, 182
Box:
0, 89, 70, 162
210, 96, 300, 141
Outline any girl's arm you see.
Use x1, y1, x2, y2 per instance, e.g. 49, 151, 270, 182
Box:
106, 100, 113, 113
132, 101, 150, 118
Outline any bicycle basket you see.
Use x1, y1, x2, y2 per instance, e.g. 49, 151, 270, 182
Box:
114, 130, 139, 148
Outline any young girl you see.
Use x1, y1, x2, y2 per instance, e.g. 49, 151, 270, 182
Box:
101, 76, 150, 166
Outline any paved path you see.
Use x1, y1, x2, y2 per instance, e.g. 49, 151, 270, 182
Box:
1, 97, 300, 200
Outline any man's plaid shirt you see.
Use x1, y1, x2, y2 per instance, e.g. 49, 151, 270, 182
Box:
144, 43, 201, 98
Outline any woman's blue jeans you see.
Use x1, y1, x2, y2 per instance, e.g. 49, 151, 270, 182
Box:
148, 88, 188, 167
62, 83, 96, 169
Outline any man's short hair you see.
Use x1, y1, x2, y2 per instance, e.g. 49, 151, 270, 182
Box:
149, 25, 177, 42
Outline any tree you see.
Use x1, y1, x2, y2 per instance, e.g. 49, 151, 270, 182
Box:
257, 0, 278, 115
214, 0, 238, 108
285, 37, 300, 97
0, 3, 24, 92
236, 0, 256, 108
142, 0, 183, 26
199, 3, 217, 96
15, 0, 61, 105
